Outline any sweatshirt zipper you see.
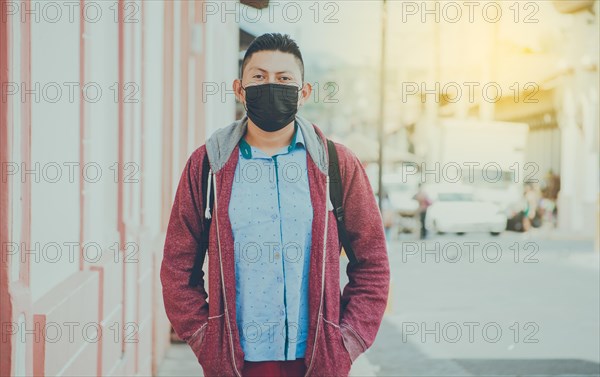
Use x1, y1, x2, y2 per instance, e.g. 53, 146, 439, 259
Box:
304, 175, 330, 377
212, 172, 243, 377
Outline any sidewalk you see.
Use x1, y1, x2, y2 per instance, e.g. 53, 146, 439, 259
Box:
528, 221, 597, 243
157, 343, 203, 377
156, 343, 379, 376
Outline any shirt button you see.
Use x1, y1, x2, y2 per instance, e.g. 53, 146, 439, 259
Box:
277, 276, 283, 282
274, 252, 280, 260
280, 309, 285, 316
271, 214, 278, 220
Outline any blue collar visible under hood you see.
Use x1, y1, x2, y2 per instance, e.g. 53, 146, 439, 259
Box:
205, 114, 328, 175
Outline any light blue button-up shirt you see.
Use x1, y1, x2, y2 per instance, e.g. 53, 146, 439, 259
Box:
229, 121, 313, 361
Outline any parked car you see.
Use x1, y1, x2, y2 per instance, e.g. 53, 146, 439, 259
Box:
425, 184, 507, 236
381, 173, 420, 236
383, 174, 419, 215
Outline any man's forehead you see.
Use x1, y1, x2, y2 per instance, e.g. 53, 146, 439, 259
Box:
245, 51, 301, 74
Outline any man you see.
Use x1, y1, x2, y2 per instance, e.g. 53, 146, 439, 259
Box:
413, 183, 431, 239
161, 33, 390, 377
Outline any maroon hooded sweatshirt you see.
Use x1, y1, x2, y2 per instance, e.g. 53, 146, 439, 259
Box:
160, 115, 390, 377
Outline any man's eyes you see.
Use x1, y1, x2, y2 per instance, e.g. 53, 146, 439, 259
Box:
251, 75, 292, 81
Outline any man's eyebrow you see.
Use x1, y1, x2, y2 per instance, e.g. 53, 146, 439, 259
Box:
248, 67, 295, 75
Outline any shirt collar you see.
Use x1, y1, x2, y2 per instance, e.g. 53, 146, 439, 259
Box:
239, 121, 305, 159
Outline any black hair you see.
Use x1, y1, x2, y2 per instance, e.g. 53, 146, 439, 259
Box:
240, 33, 304, 83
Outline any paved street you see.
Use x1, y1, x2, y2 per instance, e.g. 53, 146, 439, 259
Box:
363, 228, 600, 376
159, 228, 600, 377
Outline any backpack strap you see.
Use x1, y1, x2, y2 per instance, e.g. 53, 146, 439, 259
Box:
188, 152, 214, 287
327, 139, 359, 266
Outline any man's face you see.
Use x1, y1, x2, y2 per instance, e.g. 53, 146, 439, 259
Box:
234, 50, 312, 108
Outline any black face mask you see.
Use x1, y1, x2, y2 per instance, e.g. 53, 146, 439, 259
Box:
242, 83, 301, 132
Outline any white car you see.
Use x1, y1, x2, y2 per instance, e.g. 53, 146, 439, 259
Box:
425, 186, 507, 236
382, 173, 419, 215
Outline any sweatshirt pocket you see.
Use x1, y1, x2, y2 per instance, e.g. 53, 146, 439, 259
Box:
193, 313, 241, 377
188, 321, 209, 363
316, 316, 353, 377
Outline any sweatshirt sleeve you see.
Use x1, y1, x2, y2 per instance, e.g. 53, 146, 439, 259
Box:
160, 148, 209, 344
335, 142, 391, 362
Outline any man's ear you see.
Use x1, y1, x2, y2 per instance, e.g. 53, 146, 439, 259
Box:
233, 79, 244, 103
298, 82, 312, 108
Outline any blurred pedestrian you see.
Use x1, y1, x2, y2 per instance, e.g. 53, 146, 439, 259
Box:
413, 183, 432, 239
522, 183, 540, 231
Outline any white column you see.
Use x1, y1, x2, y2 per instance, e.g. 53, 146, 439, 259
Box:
557, 87, 584, 232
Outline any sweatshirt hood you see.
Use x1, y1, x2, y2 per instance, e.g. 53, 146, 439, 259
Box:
205, 114, 329, 175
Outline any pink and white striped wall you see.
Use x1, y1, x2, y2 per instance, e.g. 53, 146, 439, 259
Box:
0, 0, 240, 375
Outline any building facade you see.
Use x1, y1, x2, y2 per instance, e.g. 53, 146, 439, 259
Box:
0, 0, 253, 375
